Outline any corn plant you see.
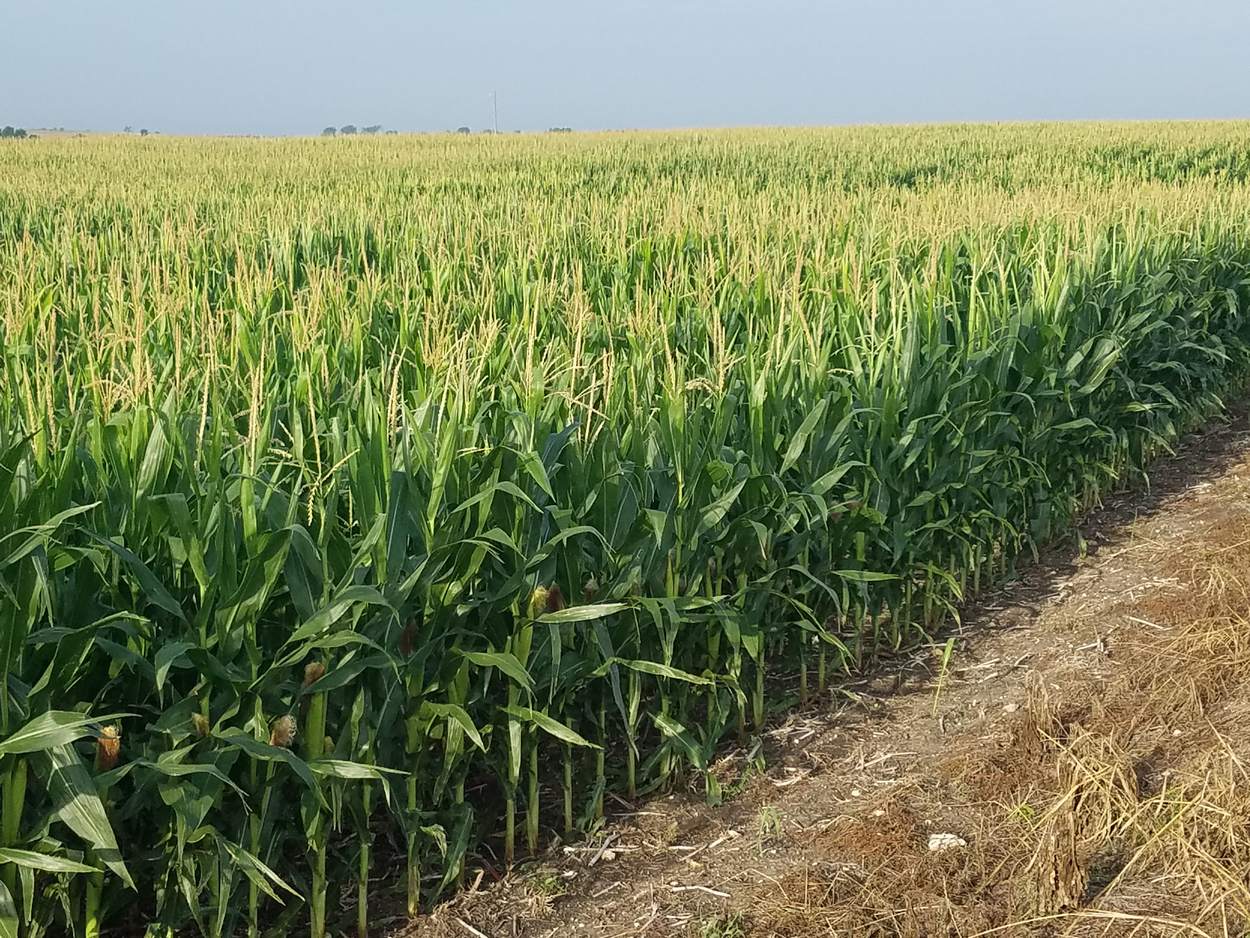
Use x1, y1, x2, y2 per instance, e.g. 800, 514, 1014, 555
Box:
3, 122, 1250, 935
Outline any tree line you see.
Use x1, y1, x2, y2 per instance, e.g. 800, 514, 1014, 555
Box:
319, 125, 577, 137
322, 125, 392, 136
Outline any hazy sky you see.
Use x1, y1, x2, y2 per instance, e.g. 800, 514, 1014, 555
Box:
3, 0, 1247, 135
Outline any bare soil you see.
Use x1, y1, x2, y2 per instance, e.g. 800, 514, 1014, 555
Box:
397, 409, 1250, 938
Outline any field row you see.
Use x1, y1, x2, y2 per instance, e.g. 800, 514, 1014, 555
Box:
3, 125, 1250, 937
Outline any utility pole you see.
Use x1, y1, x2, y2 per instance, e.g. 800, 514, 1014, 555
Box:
492, 90, 499, 134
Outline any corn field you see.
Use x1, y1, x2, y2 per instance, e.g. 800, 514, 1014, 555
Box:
4, 123, 1250, 937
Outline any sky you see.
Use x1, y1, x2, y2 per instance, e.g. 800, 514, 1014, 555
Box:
3, 0, 1248, 136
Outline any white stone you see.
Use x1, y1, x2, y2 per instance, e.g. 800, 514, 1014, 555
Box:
927, 832, 967, 851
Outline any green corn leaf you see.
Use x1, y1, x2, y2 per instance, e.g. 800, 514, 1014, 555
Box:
134, 417, 169, 497
101, 751, 248, 800
651, 712, 707, 771
216, 734, 325, 805
459, 650, 533, 691
153, 641, 195, 693
0, 711, 134, 756
309, 759, 404, 780
832, 569, 900, 583
278, 630, 391, 672
0, 503, 98, 568
453, 480, 540, 516
517, 450, 554, 500
43, 743, 134, 889
283, 584, 391, 645
419, 702, 486, 751
779, 397, 828, 474
438, 806, 475, 892
0, 849, 100, 875
87, 533, 187, 622
618, 659, 713, 686
219, 837, 299, 903
537, 602, 628, 624
696, 479, 747, 536
501, 705, 599, 748
0, 879, 16, 938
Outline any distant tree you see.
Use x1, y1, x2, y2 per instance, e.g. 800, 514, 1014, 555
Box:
321, 126, 337, 137
456, 126, 470, 135
140, 128, 149, 136
339, 124, 357, 135
15, 128, 27, 138
0, 126, 14, 138
362, 124, 382, 135
124, 125, 133, 133
385, 129, 398, 135
547, 127, 573, 133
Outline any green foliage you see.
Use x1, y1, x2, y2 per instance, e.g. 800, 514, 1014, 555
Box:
699, 911, 747, 938
3, 122, 1250, 936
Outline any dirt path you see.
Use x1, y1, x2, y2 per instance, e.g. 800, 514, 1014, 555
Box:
406, 410, 1250, 938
